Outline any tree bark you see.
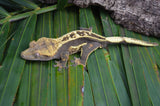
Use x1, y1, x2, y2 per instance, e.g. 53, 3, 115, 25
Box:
39, 0, 160, 37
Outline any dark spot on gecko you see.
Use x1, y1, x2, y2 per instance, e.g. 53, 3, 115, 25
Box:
70, 33, 75, 38
77, 31, 85, 36
62, 36, 69, 41
85, 32, 90, 35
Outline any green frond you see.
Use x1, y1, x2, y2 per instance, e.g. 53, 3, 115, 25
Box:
12, 0, 39, 9
57, 0, 68, 10
0, 7, 10, 18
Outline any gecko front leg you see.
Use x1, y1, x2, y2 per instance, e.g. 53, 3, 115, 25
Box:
54, 51, 69, 71
72, 42, 102, 67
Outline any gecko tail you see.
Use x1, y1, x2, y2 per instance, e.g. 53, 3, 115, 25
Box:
105, 37, 158, 46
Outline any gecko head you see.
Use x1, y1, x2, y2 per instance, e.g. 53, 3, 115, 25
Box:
21, 37, 57, 61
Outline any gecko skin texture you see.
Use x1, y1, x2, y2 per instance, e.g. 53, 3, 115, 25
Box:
21, 29, 158, 70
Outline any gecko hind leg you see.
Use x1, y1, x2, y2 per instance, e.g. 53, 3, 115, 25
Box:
72, 42, 101, 67
54, 51, 69, 71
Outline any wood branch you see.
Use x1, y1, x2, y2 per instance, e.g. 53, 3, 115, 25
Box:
39, 0, 160, 37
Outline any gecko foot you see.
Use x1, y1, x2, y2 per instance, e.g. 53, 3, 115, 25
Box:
71, 57, 85, 67
54, 61, 67, 71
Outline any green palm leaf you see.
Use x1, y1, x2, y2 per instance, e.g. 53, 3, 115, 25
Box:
0, 15, 37, 105
11, 0, 39, 9
0, 1, 160, 106
57, 0, 68, 9
0, 6, 10, 18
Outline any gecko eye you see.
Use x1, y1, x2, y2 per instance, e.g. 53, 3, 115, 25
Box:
35, 53, 40, 57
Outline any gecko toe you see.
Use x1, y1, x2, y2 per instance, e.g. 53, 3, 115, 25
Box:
58, 66, 68, 71
58, 68, 62, 71
53, 65, 57, 67
70, 57, 74, 63
71, 57, 84, 67
73, 57, 78, 60
54, 61, 63, 68
55, 60, 59, 64
54, 60, 68, 71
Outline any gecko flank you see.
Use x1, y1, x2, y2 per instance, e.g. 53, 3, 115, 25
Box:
21, 29, 158, 70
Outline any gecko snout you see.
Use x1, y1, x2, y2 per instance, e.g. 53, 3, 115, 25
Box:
21, 52, 25, 59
